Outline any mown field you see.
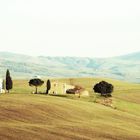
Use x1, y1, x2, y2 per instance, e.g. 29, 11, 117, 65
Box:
0, 78, 140, 140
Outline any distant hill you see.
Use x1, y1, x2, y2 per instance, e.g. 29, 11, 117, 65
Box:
0, 51, 140, 82
116, 52, 140, 61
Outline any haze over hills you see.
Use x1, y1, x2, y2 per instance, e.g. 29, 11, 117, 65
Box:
0, 51, 140, 83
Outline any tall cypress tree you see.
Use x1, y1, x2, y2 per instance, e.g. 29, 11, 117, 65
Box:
6, 69, 13, 93
46, 79, 51, 94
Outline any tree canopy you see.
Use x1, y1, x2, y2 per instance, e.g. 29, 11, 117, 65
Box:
93, 81, 114, 97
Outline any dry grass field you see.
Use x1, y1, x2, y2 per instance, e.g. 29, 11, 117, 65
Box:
0, 78, 140, 140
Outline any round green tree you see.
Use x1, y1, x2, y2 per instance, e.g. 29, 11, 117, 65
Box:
93, 81, 114, 97
29, 78, 44, 94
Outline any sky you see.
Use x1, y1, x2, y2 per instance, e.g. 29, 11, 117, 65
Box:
0, 0, 140, 58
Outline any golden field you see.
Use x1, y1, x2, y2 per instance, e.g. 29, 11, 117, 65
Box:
0, 78, 140, 140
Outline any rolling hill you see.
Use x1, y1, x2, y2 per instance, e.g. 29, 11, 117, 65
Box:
0, 52, 140, 82
0, 78, 140, 140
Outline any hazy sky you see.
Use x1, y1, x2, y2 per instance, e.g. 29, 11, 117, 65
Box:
0, 0, 140, 57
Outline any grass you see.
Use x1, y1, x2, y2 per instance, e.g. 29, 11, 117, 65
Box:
0, 77, 140, 140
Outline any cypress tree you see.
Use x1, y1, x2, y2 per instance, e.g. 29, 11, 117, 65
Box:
6, 69, 13, 93
46, 79, 51, 94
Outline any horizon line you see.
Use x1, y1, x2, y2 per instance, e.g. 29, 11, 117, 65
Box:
0, 50, 139, 59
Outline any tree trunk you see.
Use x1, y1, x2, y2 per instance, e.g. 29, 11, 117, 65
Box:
35, 87, 38, 94
8, 90, 9, 93
46, 89, 49, 94
78, 93, 80, 98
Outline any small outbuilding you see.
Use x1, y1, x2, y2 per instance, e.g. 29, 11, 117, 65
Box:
0, 78, 5, 93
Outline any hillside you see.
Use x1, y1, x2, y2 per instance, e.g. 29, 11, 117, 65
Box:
0, 52, 140, 82
0, 78, 140, 140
